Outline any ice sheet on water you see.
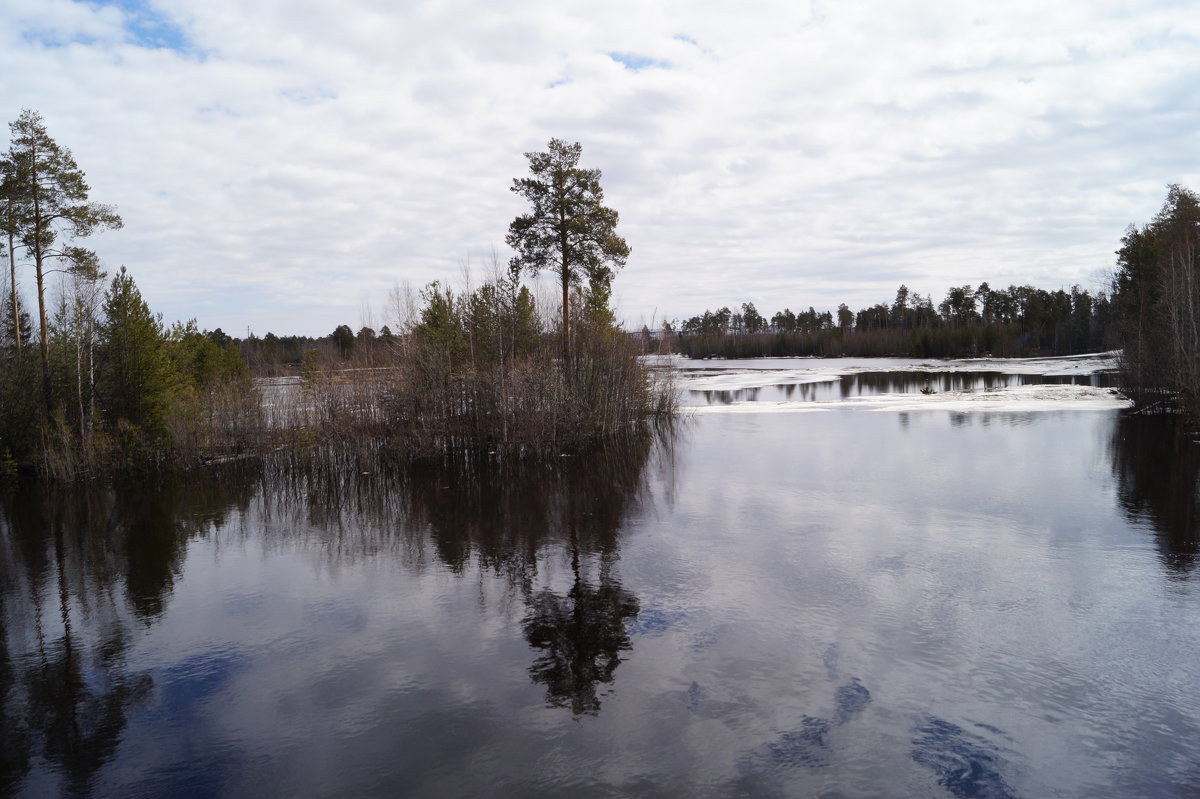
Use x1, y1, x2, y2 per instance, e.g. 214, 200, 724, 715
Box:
687, 384, 1130, 414
668, 352, 1129, 413
661, 353, 1119, 393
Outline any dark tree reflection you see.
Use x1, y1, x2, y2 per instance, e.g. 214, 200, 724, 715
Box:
405, 431, 660, 714
22, 623, 152, 797
0, 466, 258, 796
250, 429, 670, 714
0, 629, 31, 797
523, 554, 640, 715
1110, 416, 1200, 573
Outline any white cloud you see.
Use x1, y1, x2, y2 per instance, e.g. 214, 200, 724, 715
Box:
0, 0, 1195, 334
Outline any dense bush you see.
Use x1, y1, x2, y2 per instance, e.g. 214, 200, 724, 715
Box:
276, 276, 673, 465
1, 266, 260, 477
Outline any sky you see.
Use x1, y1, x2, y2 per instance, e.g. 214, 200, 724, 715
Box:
1, 0, 1197, 337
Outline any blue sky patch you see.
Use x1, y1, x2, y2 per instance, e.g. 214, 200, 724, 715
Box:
607, 52, 671, 72
86, 0, 191, 51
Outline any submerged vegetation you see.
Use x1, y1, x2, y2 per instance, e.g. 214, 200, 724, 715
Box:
0, 122, 670, 478
261, 273, 673, 472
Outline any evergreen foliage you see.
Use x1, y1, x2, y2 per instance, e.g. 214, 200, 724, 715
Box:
1112, 184, 1200, 417
97, 267, 175, 436
507, 139, 629, 361
0, 346, 38, 464
167, 319, 250, 389
331, 324, 355, 358
0, 287, 32, 347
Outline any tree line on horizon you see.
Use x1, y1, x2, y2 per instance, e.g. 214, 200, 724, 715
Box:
665, 281, 1116, 359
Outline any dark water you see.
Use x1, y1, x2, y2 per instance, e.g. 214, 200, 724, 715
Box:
2, 396, 1199, 797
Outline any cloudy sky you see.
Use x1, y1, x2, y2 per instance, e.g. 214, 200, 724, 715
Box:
1, 0, 1196, 336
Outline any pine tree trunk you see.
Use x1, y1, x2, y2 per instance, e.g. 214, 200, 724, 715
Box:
561, 266, 570, 367
31, 166, 53, 416
36, 255, 51, 416
7, 223, 18, 353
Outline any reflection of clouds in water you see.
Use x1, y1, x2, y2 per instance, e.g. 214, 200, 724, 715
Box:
268, 432, 669, 717
6, 394, 1200, 796
911, 716, 1019, 799
626, 606, 684, 637
647, 409, 1192, 795
733, 677, 873, 794
0, 433, 670, 792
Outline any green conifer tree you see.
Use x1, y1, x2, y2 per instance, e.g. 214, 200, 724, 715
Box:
507, 139, 629, 363
97, 267, 175, 436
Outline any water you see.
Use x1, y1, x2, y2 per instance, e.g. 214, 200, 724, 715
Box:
2, 361, 1199, 798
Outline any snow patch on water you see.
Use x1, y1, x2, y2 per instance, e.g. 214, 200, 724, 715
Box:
689, 384, 1130, 414
667, 353, 1118, 393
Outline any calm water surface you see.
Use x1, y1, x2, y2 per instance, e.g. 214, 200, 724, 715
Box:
2, 366, 1199, 798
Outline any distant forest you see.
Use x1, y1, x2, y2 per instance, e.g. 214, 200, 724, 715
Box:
662, 282, 1116, 359
234, 280, 1114, 369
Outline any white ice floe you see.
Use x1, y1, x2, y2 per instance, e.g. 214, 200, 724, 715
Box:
899, 352, 1120, 377
676, 368, 845, 391
668, 353, 1120, 394
688, 384, 1131, 414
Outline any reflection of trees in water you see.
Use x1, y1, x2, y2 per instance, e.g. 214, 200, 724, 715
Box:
0, 467, 258, 795
408, 432, 658, 715
265, 429, 664, 571
280, 431, 664, 715
523, 553, 639, 715
844, 371, 1110, 397
0, 428, 670, 795
1110, 416, 1200, 573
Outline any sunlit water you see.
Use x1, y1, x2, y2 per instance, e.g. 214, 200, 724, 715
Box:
3, 359, 1199, 798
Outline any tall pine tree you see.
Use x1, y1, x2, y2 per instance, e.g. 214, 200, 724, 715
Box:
507, 139, 629, 363
5, 109, 122, 414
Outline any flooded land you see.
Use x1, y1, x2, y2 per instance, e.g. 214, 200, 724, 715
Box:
3, 356, 1199, 798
